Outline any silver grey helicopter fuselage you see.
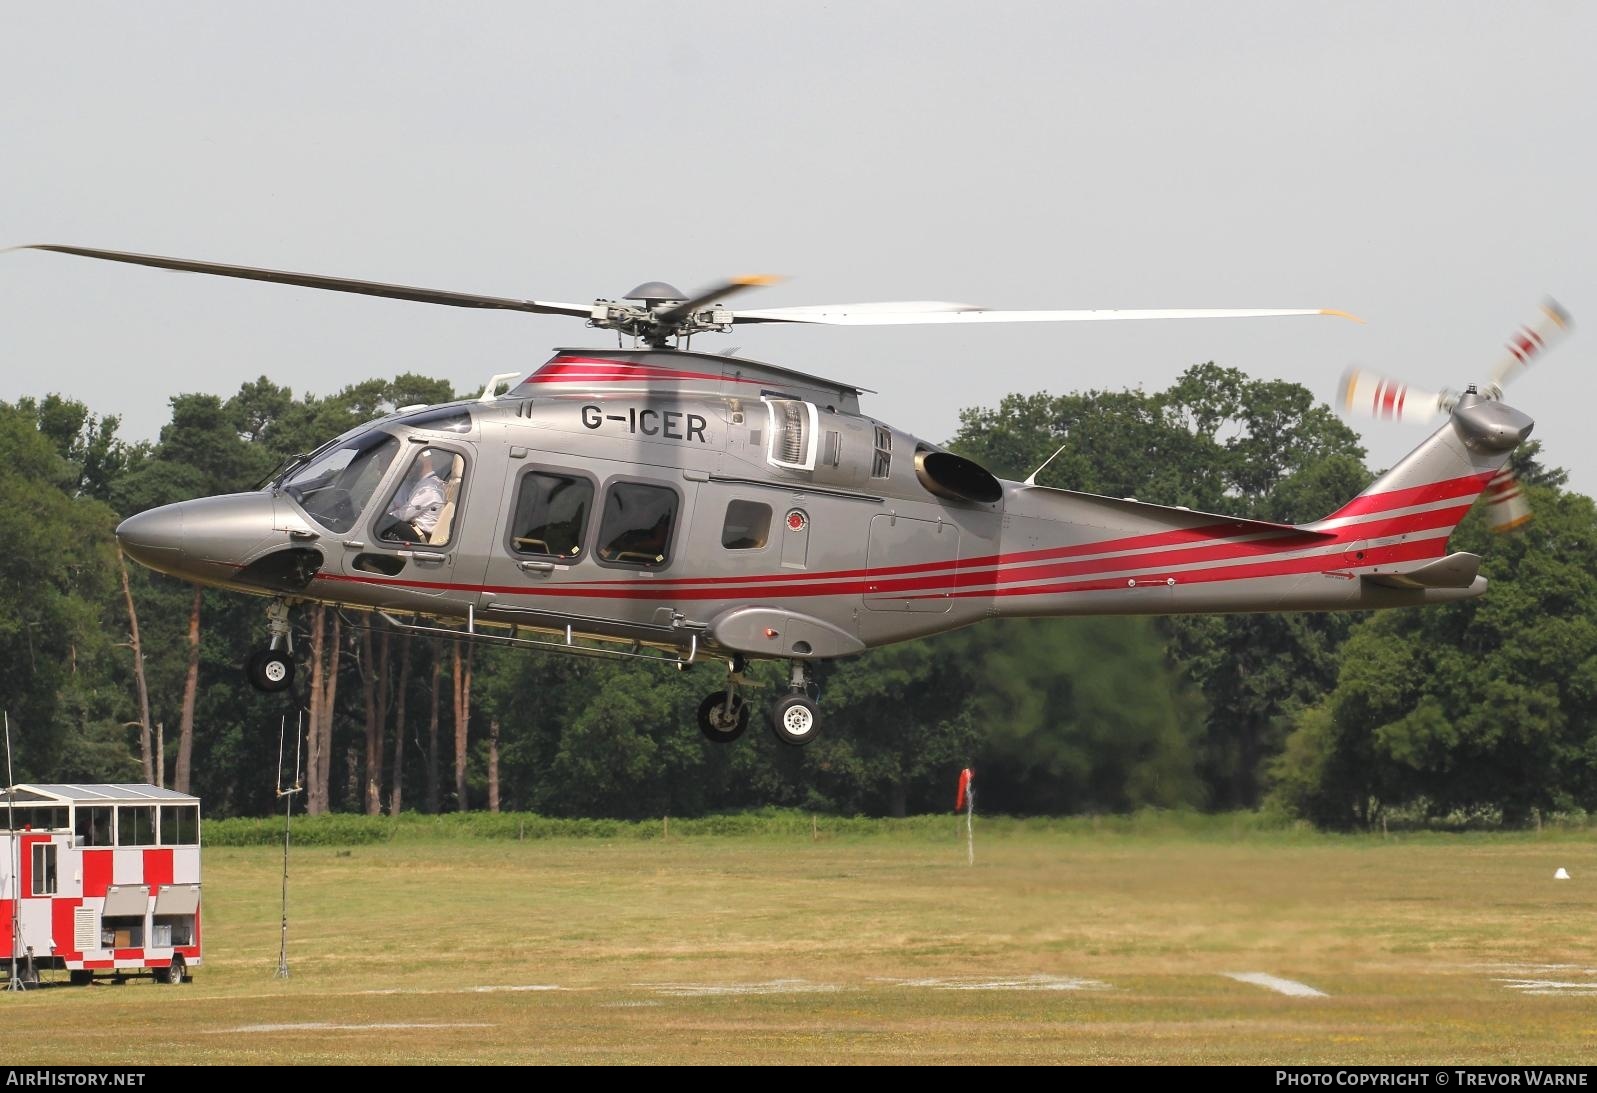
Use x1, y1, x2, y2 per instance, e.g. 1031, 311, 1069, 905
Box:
117, 345, 1530, 681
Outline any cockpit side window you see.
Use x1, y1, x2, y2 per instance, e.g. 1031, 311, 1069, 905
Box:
377, 447, 468, 547
284, 433, 400, 534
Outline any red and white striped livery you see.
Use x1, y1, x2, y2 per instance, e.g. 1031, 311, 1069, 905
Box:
2, 783, 201, 986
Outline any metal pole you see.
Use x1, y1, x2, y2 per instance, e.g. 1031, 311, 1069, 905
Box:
5, 712, 24, 990
275, 714, 303, 979
965, 784, 975, 867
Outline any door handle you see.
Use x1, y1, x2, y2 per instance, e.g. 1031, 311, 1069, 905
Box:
517, 560, 556, 576
403, 550, 449, 564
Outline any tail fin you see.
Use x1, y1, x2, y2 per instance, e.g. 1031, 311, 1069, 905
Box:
1308, 394, 1533, 560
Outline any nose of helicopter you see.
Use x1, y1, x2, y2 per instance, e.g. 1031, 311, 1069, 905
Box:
115, 504, 186, 570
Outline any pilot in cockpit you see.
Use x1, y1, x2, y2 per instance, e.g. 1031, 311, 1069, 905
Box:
380, 449, 455, 544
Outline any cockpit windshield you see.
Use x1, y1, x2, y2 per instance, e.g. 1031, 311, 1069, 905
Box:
283, 430, 400, 533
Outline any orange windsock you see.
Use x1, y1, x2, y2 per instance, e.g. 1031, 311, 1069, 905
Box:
955, 768, 973, 812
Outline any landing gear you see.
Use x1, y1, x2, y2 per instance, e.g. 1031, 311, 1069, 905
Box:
247, 649, 294, 692
247, 598, 296, 693
697, 656, 750, 744
768, 660, 821, 747
697, 692, 749, 743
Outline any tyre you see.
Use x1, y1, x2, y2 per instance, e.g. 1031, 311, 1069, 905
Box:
247, 649, 295, 693
160, 957, 185, 985
696, 691, 749, 743
769, 693, 820, 747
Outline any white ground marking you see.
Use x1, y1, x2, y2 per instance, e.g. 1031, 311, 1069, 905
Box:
647, 979, 844, 997
1496, 978, 1597, 997
878, 975, 1111, 992
222, 1022, 494, 1034
358, 985, 568, 995
1223, 972, 1328, 998
470, 984, 565, 993
601, 1001, 663, 1008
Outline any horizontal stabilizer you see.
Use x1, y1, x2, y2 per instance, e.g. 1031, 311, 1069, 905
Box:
1361, 552, 1481, 590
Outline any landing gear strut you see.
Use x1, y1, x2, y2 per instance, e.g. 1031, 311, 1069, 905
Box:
768, 660, 820, 747
246, 599, 296, 693
696, 656, 750, 743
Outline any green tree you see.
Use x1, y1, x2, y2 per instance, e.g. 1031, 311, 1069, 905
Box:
1271, 476, 1597, 827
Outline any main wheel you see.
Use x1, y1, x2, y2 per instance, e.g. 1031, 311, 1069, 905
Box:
769, 693, 820, 747
160, 956, 185, 985
697, 691, 749, 743
247, 649, 295, 693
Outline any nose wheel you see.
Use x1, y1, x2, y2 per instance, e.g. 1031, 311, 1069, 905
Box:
768, 660, 821, 747
247, 649, 295, 693
246, 598, 297, 693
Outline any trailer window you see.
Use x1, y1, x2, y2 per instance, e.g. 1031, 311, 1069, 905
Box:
76, 806, 113, 847
2, 805, 67, 831
31, 843, 57, 895
160, 805, 199, 846
117, 806, 157, 847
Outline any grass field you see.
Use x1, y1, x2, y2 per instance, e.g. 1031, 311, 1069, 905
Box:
3, 818, 1595, 1065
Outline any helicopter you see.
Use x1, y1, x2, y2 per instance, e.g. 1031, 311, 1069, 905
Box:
6, 244, 1557, 747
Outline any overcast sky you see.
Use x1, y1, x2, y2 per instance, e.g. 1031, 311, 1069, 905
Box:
3, 2, 1593, 499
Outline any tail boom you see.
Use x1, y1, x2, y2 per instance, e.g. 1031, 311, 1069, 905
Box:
989, 394, 1529, 618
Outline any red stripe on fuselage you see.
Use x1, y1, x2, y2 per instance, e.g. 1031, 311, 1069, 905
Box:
312, 502, 1469, 603
1319, 471, 1494, 522
939, 535, 1450, 601
524, 356, 770, 386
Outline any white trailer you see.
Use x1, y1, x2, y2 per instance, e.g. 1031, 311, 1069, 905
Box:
2, 784, 202, 986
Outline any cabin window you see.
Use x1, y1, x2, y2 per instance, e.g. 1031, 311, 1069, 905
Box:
872, 426, 892, 479
160, 805, 199, 846
284, 431, 400, 534
596, 482, 679, 568
378, 448, 467, 548
117, 806, 156, 847
510, 471, 593, 559
721, 500, 772, 550
31, 843, 57, 896
75, 806, 113, 848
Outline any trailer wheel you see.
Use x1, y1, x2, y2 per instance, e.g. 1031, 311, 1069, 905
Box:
70, 969, 93, 986
160, 956, 186, 985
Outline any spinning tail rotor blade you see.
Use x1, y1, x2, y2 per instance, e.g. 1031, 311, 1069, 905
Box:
1484, 467, 1533, 534
7, 244, 595, 318
1339, 368, 1451, 424
1485, 298, 1572, 395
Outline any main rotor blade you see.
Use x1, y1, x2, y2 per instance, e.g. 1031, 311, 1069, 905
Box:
731, 302, 1362, 326
652, 274, 782, 328
7, 244, 594, 318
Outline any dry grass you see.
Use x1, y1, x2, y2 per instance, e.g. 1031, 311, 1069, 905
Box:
3, 826, 1595, 1064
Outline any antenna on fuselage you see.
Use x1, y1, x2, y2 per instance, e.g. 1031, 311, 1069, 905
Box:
1022, 433, 1071, 487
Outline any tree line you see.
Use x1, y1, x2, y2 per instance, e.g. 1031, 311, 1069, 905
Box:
1, 362, 1592, 827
